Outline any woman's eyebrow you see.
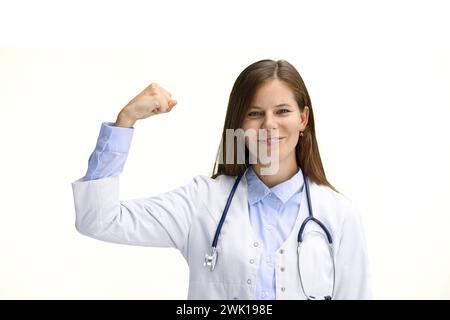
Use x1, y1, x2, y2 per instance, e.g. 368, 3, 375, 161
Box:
249, 103, 293, 110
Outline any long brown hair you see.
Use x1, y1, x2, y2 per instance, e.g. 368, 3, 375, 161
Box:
211, 59, 338, 193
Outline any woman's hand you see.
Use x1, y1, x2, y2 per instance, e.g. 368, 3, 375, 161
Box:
115, 82, 178, 128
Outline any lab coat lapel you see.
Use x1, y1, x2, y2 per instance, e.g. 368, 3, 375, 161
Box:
220, 173, 253, 245
203, 177, 235, 225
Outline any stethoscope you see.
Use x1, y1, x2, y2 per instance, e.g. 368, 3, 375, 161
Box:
203, 164, 336, 300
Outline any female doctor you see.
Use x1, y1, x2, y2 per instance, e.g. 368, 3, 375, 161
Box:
72, 59, 372, 300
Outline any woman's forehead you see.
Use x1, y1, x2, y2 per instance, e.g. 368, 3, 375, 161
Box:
251, 81, 296, 106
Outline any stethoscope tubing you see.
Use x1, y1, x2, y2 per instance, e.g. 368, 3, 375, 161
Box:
205, 165, 336, 299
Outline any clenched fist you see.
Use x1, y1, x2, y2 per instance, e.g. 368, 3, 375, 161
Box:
115, 83, 178, 128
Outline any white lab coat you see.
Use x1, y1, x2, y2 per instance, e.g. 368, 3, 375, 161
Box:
72, 173, 372, 300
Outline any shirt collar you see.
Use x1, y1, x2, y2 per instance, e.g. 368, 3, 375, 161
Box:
245, 166, 304, 205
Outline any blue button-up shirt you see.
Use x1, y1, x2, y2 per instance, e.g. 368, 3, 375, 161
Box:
83, 122, 303, 299
245, 166, 304, 299
83, 122, 134, 181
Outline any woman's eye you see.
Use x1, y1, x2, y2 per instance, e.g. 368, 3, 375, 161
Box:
248, 109, 290, 117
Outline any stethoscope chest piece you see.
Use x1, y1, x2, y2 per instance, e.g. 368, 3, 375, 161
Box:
204, 248, 218, 271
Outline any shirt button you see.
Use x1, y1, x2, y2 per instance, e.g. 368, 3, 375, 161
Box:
280, 267, 285, 272
281, 287, 286, 292
261, 291, 266, 298
249, 259, 255, 264
253, 241, 259, 247
247, 279, 252, 285
280, 249, 284, 254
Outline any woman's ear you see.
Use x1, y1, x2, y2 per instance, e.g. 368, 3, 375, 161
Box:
301, 106, 310, 130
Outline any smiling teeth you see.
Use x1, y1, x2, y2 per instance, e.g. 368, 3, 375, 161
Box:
258, 137, 282, 143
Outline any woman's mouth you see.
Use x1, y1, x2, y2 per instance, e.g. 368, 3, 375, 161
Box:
258, 137, 285, 145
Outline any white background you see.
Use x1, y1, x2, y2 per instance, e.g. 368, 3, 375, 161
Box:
0, 0, 449, 299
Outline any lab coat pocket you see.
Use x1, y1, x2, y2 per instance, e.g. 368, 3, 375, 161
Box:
226, 283, 251, 300
298, 227, 334, 300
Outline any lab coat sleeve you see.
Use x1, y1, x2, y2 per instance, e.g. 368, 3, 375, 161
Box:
72, 175, 205, 256
334, 202, 373, 299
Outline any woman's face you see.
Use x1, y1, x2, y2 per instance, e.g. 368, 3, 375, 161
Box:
241, 79, 309, 166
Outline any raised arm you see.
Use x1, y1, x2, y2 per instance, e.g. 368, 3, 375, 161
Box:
72, 83, 200, 257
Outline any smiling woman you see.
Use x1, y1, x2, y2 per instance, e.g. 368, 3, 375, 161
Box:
211, 59, 336, 192
72, 58, 372, 300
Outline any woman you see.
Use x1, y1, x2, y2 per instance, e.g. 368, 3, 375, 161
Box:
72, 59, 372, 300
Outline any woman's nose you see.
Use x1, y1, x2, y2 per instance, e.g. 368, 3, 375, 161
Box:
261, 113, 279, 131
